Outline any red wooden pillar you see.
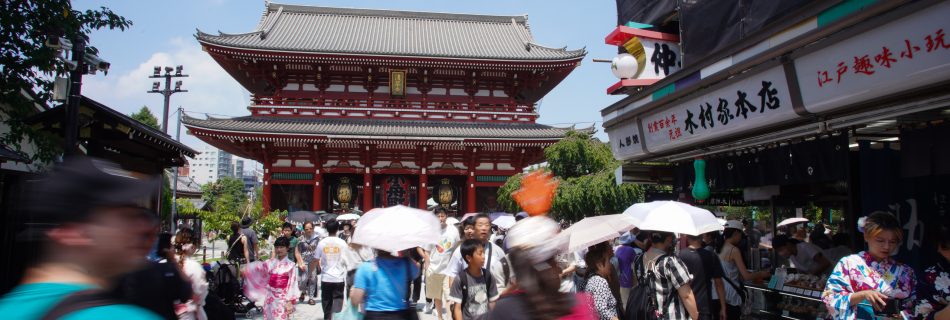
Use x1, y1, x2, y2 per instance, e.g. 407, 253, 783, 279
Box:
466, 171, 476, 213
362, 167, 373, 211
263, 163, 272, 215
312, 169, 323, 211
418, 168, 428, 210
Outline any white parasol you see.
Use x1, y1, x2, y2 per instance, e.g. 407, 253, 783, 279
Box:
623, 201, 723, 236
351, 205, 441, 252
777, 217, 809, 227
492, 215, 516, 229
558, 214, 638, 252
336, 213, 361, 221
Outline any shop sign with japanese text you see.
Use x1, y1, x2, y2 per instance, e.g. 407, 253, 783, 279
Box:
641, 65, 797, 154
796, 1, 950, 114
607, 120, 645, 160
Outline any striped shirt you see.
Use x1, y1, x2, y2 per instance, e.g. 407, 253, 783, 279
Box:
647, 248, 694, 320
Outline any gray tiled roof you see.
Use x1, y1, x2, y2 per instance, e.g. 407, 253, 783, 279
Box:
183, 116, 581, 140
195, 3, 585, 61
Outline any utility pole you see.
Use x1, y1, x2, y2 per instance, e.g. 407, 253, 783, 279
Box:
148, 66, 187, 233
63, 39, 85, 156
171, 107, 183, 233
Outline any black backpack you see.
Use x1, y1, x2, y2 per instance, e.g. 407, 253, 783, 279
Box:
624, 253, 676, 320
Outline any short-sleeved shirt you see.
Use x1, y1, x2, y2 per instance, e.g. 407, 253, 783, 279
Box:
241, 227, 259, 261
448, 268, 499, 319
648, 250, 695, 320
0, 282, 162, 320
315, 236, 350, 283
353, 257, 420, 312
297, 233, 320, 263
442, 242, 507, 290
288, 237, 300, 262
676, 247, 724, 315
791, 242, 823, 274
615, 245, 642, 288
427, 225, 461, 275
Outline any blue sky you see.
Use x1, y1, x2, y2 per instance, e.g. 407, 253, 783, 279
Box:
75, 0, 624, 160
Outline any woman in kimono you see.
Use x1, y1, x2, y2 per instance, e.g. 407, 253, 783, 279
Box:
912, 223, 950, 320
822, 211, 917, 319
174, 228, 208, 320
244, 236, 300, 320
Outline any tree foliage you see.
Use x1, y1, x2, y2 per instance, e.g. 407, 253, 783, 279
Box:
0, 1, 132, 163
130, 106, 160, 130
201, 176, 248, 217
498, 131, 643, 222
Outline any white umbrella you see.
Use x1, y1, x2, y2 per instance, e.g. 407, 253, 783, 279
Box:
446, 217, 460, 225
777, 217, 809, 227
558, 214, 638, 252
492, 215, 516, 229
623, 201, 723, 236
337, 213, 360, 221
352, 205, 441, 252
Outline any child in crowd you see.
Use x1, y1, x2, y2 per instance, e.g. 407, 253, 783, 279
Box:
449, 239, 498, 320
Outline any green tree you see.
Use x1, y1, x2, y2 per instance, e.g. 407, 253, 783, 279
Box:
0, 1, 132, 163
201, 176, 248, 216
498, 131, 644, 222
130, 106, 160, 130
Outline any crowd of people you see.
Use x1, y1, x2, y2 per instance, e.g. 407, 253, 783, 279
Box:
0, 157, 948, 320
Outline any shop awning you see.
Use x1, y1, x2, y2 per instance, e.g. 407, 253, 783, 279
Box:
601, 0, 950, 163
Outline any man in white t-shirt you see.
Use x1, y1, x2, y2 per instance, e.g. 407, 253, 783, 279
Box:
442, 213, 507, 294
315, 219, 351, 319
423, 208, 461, 318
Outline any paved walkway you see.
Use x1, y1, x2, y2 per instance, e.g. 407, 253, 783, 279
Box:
236, 294, 445, 320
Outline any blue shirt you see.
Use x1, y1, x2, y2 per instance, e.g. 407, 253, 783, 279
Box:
0, 282, 161, 320
353, 257, 420, 312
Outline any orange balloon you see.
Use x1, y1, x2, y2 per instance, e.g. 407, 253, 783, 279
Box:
512, 171, 558, 216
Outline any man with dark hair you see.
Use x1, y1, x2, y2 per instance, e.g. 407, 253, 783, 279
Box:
443, 213, 507, 295
278, 222, 303, 264
316, 219, 351, 319
645, 231, 699, 320
677, 234, 727, 320
0, 157, 162, 319
240, 217, 259, 262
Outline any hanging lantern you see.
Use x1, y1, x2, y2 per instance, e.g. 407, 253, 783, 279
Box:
337, 177, 353, 210
692, 158, 710, 202
436, 178, 456, 209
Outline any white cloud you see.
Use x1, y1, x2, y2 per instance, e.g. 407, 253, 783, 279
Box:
82, 37, 250, 153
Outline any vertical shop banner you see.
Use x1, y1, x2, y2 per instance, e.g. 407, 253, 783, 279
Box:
859, 143, 950, 270
641, 65, 798, 154
795, 1, 950, 114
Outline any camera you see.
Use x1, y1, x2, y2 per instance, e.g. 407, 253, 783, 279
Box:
83, 53, 110, 75
45, 36, 72, 51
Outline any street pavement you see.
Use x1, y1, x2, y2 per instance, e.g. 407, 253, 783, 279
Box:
236, 293, 445, 320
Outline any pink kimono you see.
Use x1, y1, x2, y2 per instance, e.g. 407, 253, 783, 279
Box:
243, 257, 300, 320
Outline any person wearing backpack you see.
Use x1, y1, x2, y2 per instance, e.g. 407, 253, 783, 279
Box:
448, 239, 499, 320
645, 231, 699, 320
0, 157, 163, 320
676, 234, 726, 320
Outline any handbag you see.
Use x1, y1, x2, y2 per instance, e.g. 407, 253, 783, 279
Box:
333, 298, 364, 320
722, 276, 752, 316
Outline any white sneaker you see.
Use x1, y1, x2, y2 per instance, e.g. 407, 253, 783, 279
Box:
423, 302, 433, 314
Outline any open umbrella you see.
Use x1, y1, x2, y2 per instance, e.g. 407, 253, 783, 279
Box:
777, 217, 809, 227
459, 212, 479, 223
287, 211, 319, 224
623, 201, 723, 236
558, 214, 638, 252
337, 213, 360, 221
318, 212, 338, 222
352, 205, 441, 252
492, 215, 516, 229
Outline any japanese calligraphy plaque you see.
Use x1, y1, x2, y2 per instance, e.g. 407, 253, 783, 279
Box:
607, 120, 645, 160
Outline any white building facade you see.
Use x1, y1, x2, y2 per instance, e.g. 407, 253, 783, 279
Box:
190, 146, 234, 185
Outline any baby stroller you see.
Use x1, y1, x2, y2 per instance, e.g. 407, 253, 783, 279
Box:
208, 244, 262, 318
